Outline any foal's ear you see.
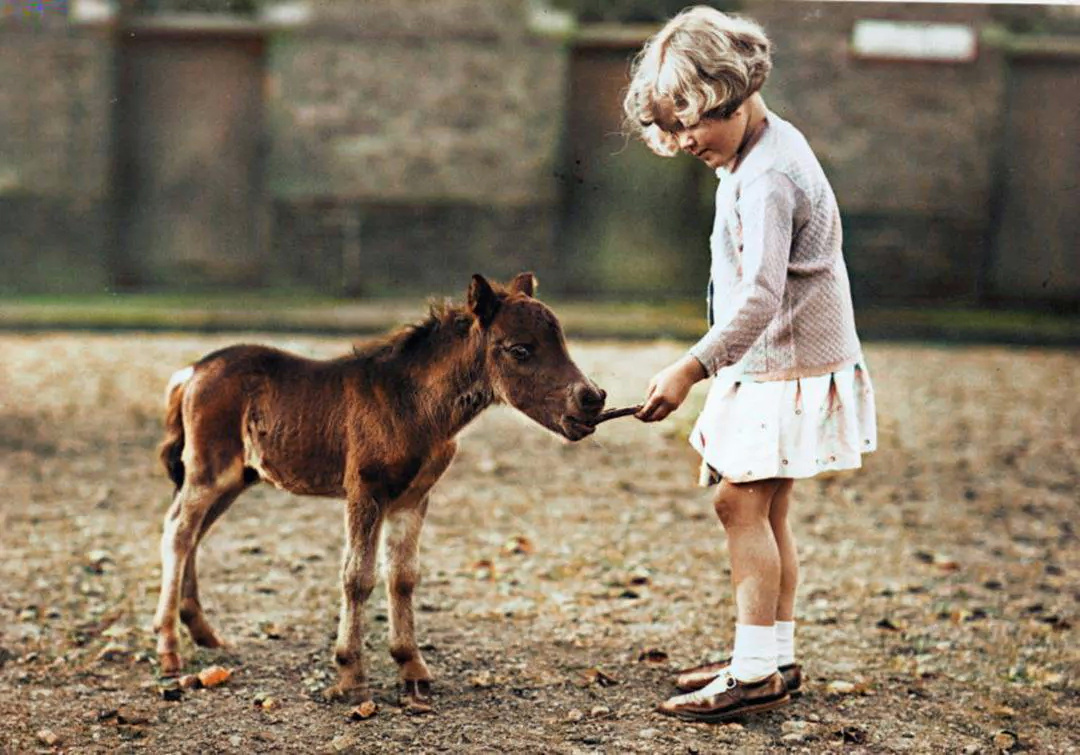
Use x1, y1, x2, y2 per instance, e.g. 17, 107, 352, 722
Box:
508, 272, 536, 298
468, 274, 499, 327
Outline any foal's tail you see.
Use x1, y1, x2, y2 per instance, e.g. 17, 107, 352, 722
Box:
159, 366, 193, 492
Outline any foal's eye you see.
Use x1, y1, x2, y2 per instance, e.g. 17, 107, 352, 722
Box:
507, 344, 533, 362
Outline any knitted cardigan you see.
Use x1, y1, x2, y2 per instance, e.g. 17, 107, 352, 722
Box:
688, 111, 863, 382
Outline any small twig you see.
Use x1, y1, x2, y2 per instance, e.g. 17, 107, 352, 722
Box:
591, 404, 644, 425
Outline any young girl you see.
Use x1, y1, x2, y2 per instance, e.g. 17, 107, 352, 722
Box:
624, 6, 877, 722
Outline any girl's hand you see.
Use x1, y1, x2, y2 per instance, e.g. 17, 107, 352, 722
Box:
637, 355, 707, 423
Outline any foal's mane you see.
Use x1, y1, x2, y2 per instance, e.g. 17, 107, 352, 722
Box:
350, 280, 525, 364
351, 298, 468, 363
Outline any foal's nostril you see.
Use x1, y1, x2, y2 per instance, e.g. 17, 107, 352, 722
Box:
576, 385, 606, 413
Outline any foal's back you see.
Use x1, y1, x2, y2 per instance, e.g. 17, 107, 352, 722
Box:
184, 344, 362, 497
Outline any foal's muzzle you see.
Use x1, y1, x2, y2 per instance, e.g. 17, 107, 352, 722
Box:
561, 383, 607, 441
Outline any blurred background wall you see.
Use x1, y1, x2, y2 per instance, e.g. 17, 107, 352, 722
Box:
0, 0, 1077, 309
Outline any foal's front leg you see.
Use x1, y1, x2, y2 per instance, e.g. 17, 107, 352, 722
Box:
383, 497, 432, 706
382, 442, 456, 709
326, 494, 383, 704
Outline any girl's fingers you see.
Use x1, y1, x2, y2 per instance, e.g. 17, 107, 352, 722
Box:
637, 380, 658, 420
637, 395, 658, 421
638, 394, 670, 422
650, 401, 671, 422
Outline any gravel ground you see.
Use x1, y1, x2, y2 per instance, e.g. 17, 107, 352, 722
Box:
0, 332, 1077, 754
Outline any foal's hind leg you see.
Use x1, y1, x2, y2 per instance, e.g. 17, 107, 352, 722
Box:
153, 465, 243, 675
179, 484, 245, 648
382, 442, 456, 708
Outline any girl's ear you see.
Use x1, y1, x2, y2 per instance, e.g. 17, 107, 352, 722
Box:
468, 274, 499, 327
508, 272, 536, 298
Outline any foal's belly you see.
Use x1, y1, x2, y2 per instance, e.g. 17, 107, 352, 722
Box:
242, 433, 346, 498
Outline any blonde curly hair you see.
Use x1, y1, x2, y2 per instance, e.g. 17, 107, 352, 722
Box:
623, 6, 772, 156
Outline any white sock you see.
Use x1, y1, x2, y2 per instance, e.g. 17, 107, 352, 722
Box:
728, 623, 778, 682
776, 620, 796, 667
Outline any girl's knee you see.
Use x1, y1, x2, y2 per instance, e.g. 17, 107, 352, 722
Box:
712, 486, 766, 527
713, 498, 749, 527
767, 501, 788, 526
768, 480, 795, 523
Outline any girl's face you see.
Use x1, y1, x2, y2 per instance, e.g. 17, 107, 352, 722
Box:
656, 99, 749, 171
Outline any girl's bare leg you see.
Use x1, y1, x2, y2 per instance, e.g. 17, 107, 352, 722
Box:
768, 479, 798, 622
659, 477, 795, 715
712, 478, 784, 625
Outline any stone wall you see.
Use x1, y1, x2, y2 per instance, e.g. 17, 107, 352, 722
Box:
0, 12, 113, 292
749, 2, 1006, 303
0, 1, 1074, 305
565, 2, 1078, 305
271, 200, 560, 296
0, 0, 569, 295
263, 0, 569, 294
268, 1, 567, 205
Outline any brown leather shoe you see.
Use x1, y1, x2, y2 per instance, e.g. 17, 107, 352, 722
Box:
675, 659, 803, 696
657, 670, 790, 723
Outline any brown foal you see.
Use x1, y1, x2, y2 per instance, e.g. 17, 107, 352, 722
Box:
152, 273, 606, 708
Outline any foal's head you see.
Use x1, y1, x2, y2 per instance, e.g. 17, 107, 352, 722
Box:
469, 273, 606, 441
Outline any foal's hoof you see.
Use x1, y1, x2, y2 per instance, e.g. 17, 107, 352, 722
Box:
323, 683, 371, 706
158, 652, 182, 676
400, 679, 434, 714
190, 627, 227, 649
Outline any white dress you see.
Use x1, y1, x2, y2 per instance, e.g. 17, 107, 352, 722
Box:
689, 362, 877, 485
686, 111, 877, 485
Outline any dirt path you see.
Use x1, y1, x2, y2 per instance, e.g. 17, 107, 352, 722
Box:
0, 333, 1077, 753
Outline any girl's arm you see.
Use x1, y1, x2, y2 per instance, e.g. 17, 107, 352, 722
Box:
689, 169, 801, 375
637, 353, 707, 422
638, 170, 801, 423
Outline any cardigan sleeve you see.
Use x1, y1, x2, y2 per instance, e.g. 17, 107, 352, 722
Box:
689, 170, 801, 375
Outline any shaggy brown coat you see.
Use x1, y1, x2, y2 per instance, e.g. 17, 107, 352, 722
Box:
152, 274, 605, 708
